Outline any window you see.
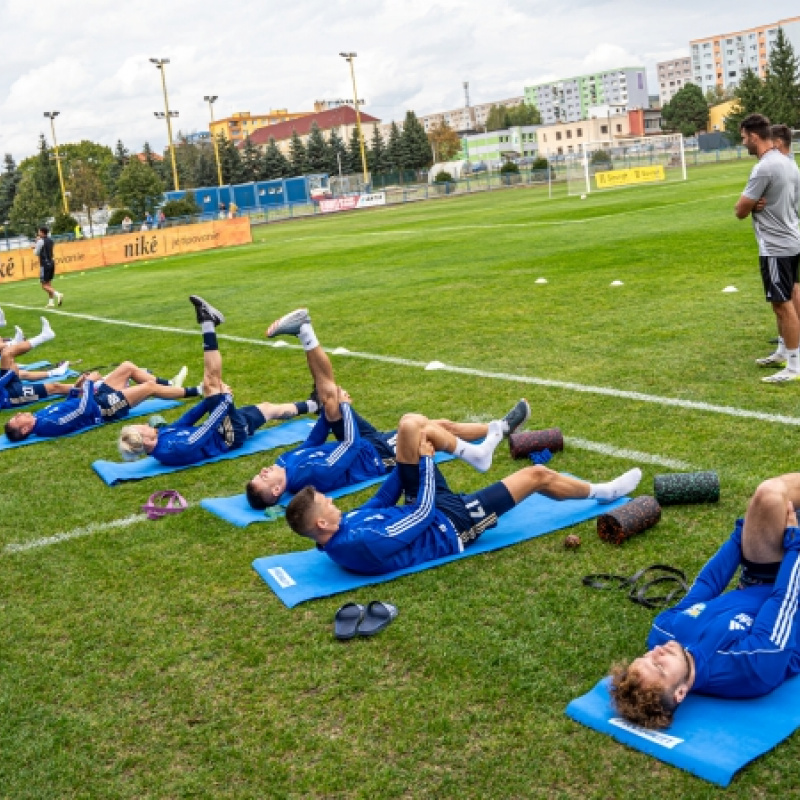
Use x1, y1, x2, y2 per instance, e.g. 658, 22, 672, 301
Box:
557, 147, 563, 155
542, 134, 547, 142
576, 128, 583, 137
600, 124, 608, 134
566, 130, 572, 139
556, 131, 562, 140
616, 124, 622, 133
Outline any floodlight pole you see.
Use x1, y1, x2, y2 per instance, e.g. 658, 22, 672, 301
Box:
151, 58, 180, 190
340, 52, 369, 186
204, 95, 224, 187
43, 112, 69, 215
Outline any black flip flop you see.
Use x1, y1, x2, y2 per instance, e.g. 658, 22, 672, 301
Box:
334, 603, 365, 640
357, 601, 398, 637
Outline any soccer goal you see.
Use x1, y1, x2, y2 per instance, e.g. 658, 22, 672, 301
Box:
565, 133, 687, 197
791, 130, 800, 155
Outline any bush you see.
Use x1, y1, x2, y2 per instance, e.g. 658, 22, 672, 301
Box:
433, 171, 453, 183
590, 149, 612, 165
51, 213, 80, 236
531, 157, 549, 171
108, 209, 135, 227
500, 161, 520, 174
161, 191, 201, 219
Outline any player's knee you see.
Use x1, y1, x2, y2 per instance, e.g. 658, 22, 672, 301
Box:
750, 479, 787, 514
524, 464, 555, 486
398, 413, 426, 438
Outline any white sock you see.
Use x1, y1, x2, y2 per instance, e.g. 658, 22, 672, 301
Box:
0, 306, 5, 327
47, 362, 68, 378
778, 336, 788, 357
588, 468, 643, 504
786, 349, 800, 372
201, 321, 215, 335
307, 398, 319, 414
298, 323, 319, 352
452, 421, 503, 473
29, 317, 54, 348
11, 326, 24, 344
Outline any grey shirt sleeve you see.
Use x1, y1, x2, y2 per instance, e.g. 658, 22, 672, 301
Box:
33, 239, 44, 256
743, 161, 771, 200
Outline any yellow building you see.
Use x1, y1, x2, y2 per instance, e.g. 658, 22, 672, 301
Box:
210, 110, 313, 144
708, 100, 737, 132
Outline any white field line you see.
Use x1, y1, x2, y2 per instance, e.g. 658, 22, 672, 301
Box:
7, 303, 800, 428
564, 437, 694, 470
3, 513, 146, 554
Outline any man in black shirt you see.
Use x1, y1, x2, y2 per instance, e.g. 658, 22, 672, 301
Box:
34, 226, 63, 308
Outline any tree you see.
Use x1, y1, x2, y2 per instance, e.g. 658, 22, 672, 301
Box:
764, 27, 800, 128
367, 126, 387, 174
0, 154, 22, 229
428, 121, 461, 163
59, 141, 115, 196
68, 161, 106, 232
9, 173, 52, 237
195, 150, 220, 187
347, 127, 364, 176
262, 138, 291, 180
51, 212, 80, 236
506, 103, 541, 126
385, 121, 409, 173
485, 105, 507, 131
725, 68, 767, 142
114, 157, 165, 220
305, 123, 329, 173
288, 131, 308, 177
161, 191, 201, 218
240, 135, 262, 182
705, 85, 733, 106
219, 136, 245, 185
109, 139, 130, 190
327, 128, 349, 176
27, 134, 62, 208
661, 83, 709, 137
401, 111, 432, 169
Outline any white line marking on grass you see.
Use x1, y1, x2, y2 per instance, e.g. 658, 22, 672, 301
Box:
564, 437, 695, 470
8, 303, 800, 427
3, 513, 146, 554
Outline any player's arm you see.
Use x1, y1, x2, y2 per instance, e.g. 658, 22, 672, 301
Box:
323, 403, 362, 470
56, 380, 93, 424
736, 169, 770, 219
735, 195, 760, 219
178, 394, 234, 446
0, 370, 16, 390
671, 522, 744, 610
172, 395, 219, 428
361, 467, 403, 510
302, 412, 332, 448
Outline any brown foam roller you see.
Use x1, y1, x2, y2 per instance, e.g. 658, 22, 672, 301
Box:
509, 428, 564, 459
597, 496, 662, 545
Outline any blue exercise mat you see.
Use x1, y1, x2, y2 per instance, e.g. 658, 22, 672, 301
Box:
18, 360, 51, 370
24, 369, 80, 385
92, 417, 316, 486
252, 490, 627, 608
201, 452, 456, 527
566, 676, 800, 787
0, 398, 182, 451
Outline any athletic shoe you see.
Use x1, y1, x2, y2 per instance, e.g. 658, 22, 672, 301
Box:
762, 368, 800, 384
502, 399, 531, 436
11, 326, 24, 344
189, 295, 225, 326
171, 366, 188, 388
55, 291, 63, 306
46, 299, 55, 308
48, 361, 70, 378
756, 352, 787, 367
267, 308, 310, 338
0, 306, 6, 327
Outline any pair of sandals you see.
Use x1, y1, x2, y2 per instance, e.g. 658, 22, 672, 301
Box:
583, 564, 689, 609
334, 601, 398, 640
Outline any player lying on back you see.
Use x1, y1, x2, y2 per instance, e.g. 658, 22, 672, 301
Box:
117, 297, 316, 466
285, 411, 642, 576
245, 308, 530, 510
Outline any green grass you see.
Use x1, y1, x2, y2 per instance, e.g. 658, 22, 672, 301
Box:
1, 162, 796, 798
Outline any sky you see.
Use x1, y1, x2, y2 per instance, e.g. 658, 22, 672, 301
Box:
2, 0, 799, 162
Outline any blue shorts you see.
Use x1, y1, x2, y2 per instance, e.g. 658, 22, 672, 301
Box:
95, 383, 131, 421
398, 462, 516, 545
331, 408, 397, 463
227, 403, 266, 447
0, 370, 48, 407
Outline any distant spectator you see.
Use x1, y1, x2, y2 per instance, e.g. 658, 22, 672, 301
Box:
229, 201, 238, 219
157, 209, 166, 229
144, 212, 153, 230
219, 201, 227, 220
122, 215, 132, 233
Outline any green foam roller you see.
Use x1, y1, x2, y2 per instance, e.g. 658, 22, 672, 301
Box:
148, 414, 168, 429
654, 471, 720, 506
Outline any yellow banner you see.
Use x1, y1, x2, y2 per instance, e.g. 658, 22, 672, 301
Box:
0, 217, 252, 286
595, 165, 665, 189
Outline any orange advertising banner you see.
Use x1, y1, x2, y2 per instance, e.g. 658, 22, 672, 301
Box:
0, 217, 252, 286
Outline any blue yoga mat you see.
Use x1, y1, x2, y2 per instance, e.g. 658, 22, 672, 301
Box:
18, 361, 51, 370
252, 490, 627, 608
24, 369, 80, 385
92, 417, 316, 486
0, 398, 182, 451
566, 676, 800, 787
201, 452, 456, 527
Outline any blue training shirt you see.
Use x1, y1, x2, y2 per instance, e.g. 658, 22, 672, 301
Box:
320, 456, 461, 575
0, 369, 17, 409
151, 394, 235, 466
648, 519, 800, 698
31, 380, 102, 437
277, 403, 386, 494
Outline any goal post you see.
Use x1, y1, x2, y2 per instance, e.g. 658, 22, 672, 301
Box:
565, 133, 687, 196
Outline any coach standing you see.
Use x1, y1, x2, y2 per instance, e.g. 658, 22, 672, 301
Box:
34, 226, 63, 308
736, 114, 800, 384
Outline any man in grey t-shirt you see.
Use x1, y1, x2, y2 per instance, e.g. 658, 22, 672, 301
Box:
736, 114, 800, 383
33, 226, 63, 308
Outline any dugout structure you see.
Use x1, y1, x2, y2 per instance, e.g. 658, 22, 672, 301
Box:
566, 133, 687, 196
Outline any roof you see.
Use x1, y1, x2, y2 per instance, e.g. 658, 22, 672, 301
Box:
241, 106, 380, 147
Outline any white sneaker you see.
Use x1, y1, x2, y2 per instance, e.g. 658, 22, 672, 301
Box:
11, 326, 24, 344
171, 366, 188, 388
756, 352, 787, 367
762, 368, 800, 384
0, 306, 6, 327
55, 292, 63, 306
46, 299, 55, 308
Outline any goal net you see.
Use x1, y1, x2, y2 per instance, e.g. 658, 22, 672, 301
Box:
565, 133, 686, 196
791, 130, 800, 155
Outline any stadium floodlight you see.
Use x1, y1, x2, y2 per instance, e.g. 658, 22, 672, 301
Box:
203, 95, 224, 187
339, 53, 369, 185
151, 57, 179, 190
43, 112, 69, 215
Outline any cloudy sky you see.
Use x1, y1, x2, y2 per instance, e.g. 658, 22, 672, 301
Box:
2, 0, 799, 162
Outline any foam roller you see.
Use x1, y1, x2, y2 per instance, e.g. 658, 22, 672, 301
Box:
654, 471, 720, 506
597, 496, 661, 545
509, 428, 563, 459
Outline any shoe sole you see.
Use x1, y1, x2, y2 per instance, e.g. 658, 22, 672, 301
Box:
267, 308, 310, 338
189, 295, 225, 325
503, 400, 531, 435
762, 375, 800, 384
756, 359, 786, 367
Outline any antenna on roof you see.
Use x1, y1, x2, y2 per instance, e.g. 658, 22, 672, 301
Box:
463, 81, 470, 109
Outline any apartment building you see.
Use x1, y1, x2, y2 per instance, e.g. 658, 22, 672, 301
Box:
524, 68, 649, 124
209, 110, 313, 144
690, 16, 800, 94
459, 125, 540, 166
534, 114, 632, 158
656, 57, 693, 105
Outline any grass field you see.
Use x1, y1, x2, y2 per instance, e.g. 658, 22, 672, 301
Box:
2, 161, 799, 799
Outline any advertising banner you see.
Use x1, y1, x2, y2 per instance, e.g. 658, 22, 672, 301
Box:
319, 192, 386, 214
595, 165, 665, 189
0, 217, 252, 286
